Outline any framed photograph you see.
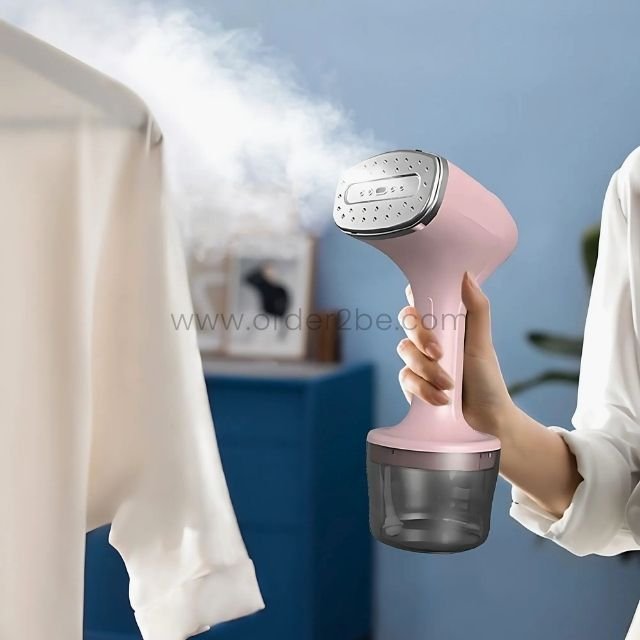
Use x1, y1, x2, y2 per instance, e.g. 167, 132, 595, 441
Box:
224, 233, 314, 359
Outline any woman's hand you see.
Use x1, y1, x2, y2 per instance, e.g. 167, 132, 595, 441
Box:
397, 272, 581, 517
397, 271, 516, 437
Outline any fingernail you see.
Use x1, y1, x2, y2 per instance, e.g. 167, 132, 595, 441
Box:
405, 284, 414, 303
434, 390, 449, 405
466, 271, 480, 289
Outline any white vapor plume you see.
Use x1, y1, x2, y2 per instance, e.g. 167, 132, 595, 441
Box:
2, 0, 377, 254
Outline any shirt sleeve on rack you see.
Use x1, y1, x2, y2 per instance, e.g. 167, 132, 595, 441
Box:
87, 131, 264, 640
510, 148, 640, 557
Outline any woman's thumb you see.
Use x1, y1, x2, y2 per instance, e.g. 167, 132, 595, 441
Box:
461, 271, 493, 356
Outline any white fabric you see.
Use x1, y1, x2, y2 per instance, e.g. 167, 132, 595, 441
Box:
0, 20, 263, 640
510, 146, 640, 638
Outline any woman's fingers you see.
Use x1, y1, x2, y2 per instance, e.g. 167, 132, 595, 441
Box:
399, 287, 452, 406
399, 366, 450, 406
400, 377, 413, 404
397, 338, 453, 390
398, 305, 442, 360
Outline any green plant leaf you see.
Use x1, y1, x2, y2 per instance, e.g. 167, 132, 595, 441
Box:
582, 225, 600, 284
526, 332, 582, 358
508, 370, 579, 396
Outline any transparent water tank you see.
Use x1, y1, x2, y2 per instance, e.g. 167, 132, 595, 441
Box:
367, 443, 500, 553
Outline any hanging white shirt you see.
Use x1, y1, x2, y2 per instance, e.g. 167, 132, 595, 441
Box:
510, 146, 640, 639
0, 20, 264, 640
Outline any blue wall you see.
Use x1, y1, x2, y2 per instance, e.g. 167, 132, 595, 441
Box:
186, 1, 640, 638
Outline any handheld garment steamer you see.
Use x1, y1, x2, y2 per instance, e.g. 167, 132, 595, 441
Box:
333, 150, 517, 553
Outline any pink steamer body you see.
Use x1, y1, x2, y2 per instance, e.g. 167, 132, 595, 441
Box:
365, 162, 518, 454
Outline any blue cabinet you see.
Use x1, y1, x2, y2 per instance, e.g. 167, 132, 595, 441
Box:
84, 361, 374, 640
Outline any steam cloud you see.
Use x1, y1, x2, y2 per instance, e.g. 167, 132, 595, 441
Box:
2, 0, 377, 255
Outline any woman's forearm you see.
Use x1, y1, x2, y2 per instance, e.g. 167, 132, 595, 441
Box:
495, 404, 582, 518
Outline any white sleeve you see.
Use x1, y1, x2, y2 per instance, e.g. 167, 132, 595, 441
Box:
510, 148, 640, 557
87, 136, 264, 639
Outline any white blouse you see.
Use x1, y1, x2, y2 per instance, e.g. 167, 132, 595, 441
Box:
0, 21, 263, 640
510, 146, 640, 638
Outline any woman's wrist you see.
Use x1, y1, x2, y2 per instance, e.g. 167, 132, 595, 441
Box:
487, 401, 522, 442
490, 403, 582, 517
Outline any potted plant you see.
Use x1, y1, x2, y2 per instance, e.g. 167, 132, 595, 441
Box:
508, 225, 600, 395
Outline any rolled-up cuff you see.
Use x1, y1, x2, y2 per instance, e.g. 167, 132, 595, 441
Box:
134, 559, 265, 640
510, 426, 632, 557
